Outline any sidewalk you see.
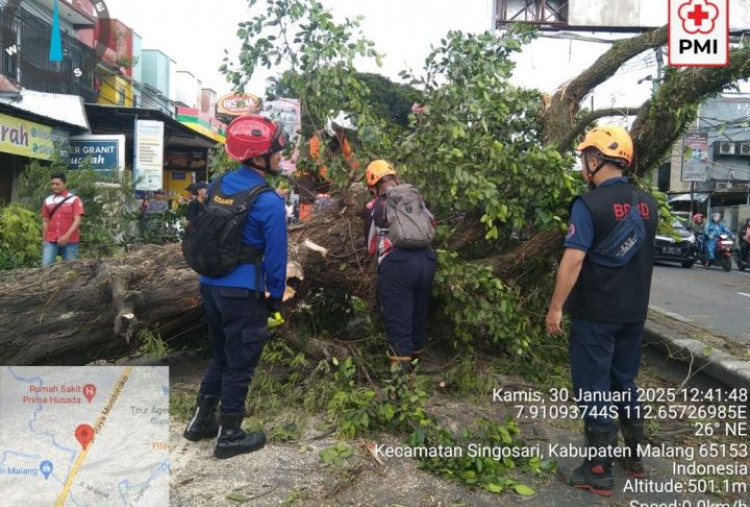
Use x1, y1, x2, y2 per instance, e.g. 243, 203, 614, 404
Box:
645, 307, 750, 390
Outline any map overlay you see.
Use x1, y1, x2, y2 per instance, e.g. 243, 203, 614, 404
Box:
0, 366, 169, 506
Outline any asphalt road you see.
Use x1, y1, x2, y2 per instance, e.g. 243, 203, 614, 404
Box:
650, 262, 750, 345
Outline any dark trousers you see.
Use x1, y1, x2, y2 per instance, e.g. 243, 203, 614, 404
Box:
199, 285, 269, 414
377, 248, 437, 358
569, 319, 644, 427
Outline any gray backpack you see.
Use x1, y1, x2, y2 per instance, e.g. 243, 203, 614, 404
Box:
384, 184, 435, 249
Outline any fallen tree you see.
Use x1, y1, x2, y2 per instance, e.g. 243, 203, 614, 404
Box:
0, 245, 199, 365
0, 199, 366, 365
3, 1, 750, 366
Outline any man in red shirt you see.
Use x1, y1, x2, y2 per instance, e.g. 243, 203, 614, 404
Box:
41, 172, 84, 267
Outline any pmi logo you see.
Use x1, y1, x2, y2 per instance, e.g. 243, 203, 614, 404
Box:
669, 0, 729, 67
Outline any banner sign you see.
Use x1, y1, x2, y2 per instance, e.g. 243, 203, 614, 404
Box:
262, 98, 301, 175
682, 132, 708, 182
134, 120, 164, 191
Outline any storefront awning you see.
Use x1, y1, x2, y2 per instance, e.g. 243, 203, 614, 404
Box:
0, 90, 89, 132
668, 193, 710, 204
84, 104, 220, 150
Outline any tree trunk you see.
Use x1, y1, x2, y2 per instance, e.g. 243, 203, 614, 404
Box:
0, 245, 201, 365
0, 200, 370, 366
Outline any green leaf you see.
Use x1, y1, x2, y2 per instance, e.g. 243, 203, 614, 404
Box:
226, 492, 248, 502
513, 484, 535, 496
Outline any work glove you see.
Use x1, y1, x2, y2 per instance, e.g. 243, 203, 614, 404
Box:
267, 297, 284, 329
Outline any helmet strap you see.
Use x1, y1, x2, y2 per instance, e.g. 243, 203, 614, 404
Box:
245, 152, 280, 175
583, 150, 606, 183
263, 153, 279, 175
584, 150, 624, 186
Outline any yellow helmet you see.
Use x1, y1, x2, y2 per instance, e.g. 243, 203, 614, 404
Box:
365, 159, 397, 187
577, 125, 634, 167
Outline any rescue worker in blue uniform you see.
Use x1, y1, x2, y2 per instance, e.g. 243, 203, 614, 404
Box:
183, 115, 288, 459
703, 212, 731, 267
545, 126, 658, 496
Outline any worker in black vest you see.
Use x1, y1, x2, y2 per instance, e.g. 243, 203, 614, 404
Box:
545, 125, 658, 497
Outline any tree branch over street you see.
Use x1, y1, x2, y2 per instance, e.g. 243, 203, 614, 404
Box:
560, 105, 646, 150
543, 25, 668, 147
630, 44, 750, 175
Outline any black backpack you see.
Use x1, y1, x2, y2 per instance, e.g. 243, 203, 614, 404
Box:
182, 174, 273, 278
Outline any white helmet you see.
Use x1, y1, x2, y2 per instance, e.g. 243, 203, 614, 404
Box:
325, 111, 357, 137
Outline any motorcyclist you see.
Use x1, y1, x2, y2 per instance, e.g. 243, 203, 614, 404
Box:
703, 212, 732, 267
738, 217, 750, 267
691, 214, 704, 235
691, 214, 705, 258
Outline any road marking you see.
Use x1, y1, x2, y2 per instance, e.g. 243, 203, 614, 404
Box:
55, 366, 132, 507
738, 292, 750, 298
650, 305, 693, 323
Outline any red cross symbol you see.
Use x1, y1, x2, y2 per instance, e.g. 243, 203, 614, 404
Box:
687, 4, 710, 25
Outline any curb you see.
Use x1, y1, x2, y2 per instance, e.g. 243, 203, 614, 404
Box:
644, 316, 750, 391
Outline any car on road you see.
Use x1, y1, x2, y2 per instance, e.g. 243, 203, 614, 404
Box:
653, 219, 698, 268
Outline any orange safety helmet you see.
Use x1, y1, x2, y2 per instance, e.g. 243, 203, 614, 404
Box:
577, 125, 634, 168
365, 159, 397, 188
225, 115, 287, 162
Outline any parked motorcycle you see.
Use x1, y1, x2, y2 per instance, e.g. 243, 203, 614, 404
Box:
716, 234, 734, 271
700, 234, 734, 271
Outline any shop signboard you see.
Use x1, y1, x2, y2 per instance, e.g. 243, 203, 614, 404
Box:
69, 135, 125, 171
164, 148, 208, 171
217, 93, 261, 116
0, 112, 56, 160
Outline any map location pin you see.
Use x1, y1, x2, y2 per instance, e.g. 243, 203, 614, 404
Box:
75, 424, 94, 450
83, 384, 96, 403
39, 460, 53, 480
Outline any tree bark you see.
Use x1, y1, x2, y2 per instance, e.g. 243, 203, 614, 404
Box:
0, 207, 367, 365
0, 245, 201, 365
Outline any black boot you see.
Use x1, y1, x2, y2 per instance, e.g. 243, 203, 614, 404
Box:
619, 417, 647, 478
564, 421, 617, 497
214, 413, 266, 459
183, 394, 220, 441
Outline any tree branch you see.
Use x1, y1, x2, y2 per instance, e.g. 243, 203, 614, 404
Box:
474, 229, 563, 276
630, 44, 750, 175
544, 26, 668, 147
560, 106, 645, 149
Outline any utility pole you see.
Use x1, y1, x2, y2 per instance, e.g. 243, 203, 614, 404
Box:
653, 47, 664, 94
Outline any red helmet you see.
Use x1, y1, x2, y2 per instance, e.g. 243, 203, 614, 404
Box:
225, 115, 287, 162
692, 214, 703, 223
